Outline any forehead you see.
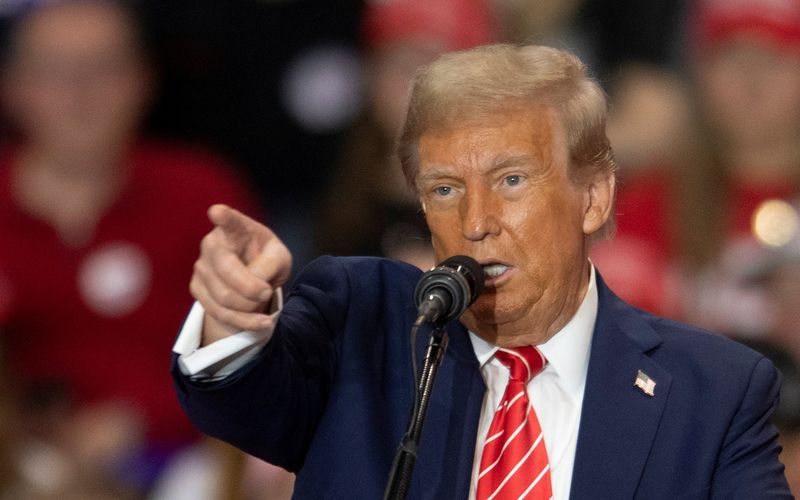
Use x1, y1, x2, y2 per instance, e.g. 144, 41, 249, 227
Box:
13, 2, 138, 57
416, 106, 566, 175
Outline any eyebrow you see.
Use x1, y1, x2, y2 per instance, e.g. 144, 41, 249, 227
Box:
417, 154, 537, 184
416, 167, 456, 185
491, 154, 536, 170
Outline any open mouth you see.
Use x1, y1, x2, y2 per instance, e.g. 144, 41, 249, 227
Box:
479, 261, 513, 287
482, 264, 509, 278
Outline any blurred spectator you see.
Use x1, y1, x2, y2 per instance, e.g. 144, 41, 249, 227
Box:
591, 0, 800, 331
316, 0, 498, 269
150, 437, 295, 500
588, 62, 691, 317
0, 0, 260, 495
0, 349, 24, 498
605, 65, 691, 176
493, 0, 585, 44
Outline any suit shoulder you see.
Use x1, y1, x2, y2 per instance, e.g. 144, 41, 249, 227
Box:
598, 277, 774, 387
650, 313, 762, 363
294, 256, 423, 294
629, 308, 778, 395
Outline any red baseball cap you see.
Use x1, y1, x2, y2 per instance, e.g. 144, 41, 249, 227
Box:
689, 0, 800, 50
361, 0, 498, 52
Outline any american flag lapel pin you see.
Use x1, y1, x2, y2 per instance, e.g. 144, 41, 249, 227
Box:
634, 369, 656, 397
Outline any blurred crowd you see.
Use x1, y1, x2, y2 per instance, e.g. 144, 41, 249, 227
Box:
0, 0, 798, 498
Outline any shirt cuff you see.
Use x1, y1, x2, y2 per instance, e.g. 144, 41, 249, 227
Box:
172, 289, 283, 380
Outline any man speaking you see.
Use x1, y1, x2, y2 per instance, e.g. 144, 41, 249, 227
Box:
172, 44, 791, 499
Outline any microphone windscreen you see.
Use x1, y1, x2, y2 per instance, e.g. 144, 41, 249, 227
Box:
413, 255, 484, 324
438, 255, 484, 301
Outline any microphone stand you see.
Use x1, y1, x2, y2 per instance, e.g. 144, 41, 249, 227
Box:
383, 323, 449, 500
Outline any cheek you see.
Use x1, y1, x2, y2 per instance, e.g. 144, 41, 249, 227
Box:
14, 82, 60, 115
511, 188, 583, 234
10, 86, 69, 134
512, 196, 586, 267
763, 66, 800, 118
427, 214, 461, 258
76, 80, 136, 124
697, 62, 743, 114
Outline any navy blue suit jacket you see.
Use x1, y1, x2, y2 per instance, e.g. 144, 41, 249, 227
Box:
172, 256, 791, 499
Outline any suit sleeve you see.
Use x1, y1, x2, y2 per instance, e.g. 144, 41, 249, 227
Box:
710, 356, 793, 499
171, 256, 350, 472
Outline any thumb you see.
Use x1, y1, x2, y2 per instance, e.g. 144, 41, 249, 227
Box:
247, 234, 293, 288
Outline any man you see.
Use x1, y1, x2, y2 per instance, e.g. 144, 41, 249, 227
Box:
0, 0, 261, 492
173, 45, 791, 499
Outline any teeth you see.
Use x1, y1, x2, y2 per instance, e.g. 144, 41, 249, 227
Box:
482, 264, 508, 278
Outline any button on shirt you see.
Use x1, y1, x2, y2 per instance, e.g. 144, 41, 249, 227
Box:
174, 266, 598, 500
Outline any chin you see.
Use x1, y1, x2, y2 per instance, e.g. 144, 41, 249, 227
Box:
466, 295, 527, 328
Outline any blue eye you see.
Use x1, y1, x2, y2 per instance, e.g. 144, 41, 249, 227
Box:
434, 186, 452, 196
505, 175, 521, 186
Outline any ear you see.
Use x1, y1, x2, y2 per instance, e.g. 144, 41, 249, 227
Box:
582, 172, 615, 236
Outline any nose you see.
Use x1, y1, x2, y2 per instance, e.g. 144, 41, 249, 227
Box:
460, 186, 500, 241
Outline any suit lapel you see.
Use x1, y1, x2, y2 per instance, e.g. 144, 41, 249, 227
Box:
570, 278, 672, 500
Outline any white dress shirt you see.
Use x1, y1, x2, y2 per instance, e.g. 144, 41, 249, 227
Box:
173, 290, 282, 380
173, 266, 598, 500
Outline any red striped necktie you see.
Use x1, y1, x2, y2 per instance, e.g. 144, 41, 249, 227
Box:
476, 346, 552, 500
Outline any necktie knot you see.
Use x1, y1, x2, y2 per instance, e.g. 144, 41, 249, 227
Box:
494, 346, 546, 383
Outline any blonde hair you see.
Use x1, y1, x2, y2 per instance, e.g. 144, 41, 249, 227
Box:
398, 44, 616, 189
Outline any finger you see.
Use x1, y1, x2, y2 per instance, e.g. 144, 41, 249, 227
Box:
207, 204, 289, 277
248, 236, 293, 288
208, 204, 274, 251
191, 277, 277, 333
204, 243, 274, 301
193, 258, 270, 312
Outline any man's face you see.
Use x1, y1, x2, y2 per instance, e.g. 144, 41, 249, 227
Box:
2, 2, 151, 160
416, 106, 612, 346
695, 37, 800, 147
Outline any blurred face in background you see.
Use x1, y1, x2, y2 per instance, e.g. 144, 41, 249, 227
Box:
1, 1, 152, 164
369, 40, 444, 139
360, 0, 497, 139
694, 35, 800, 149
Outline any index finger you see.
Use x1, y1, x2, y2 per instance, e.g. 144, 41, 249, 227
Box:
208, 204, 283, 264
208, 204, 273, 249
205, 204, 291, 288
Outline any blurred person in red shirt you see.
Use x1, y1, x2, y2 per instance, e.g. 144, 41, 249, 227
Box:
591, 0, 800, 335
0, 0, 260, 493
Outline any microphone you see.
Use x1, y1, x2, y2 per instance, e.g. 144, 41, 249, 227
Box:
414, 255, 484, 325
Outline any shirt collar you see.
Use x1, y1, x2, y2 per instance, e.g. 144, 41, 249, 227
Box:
469, 264, 598, 395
